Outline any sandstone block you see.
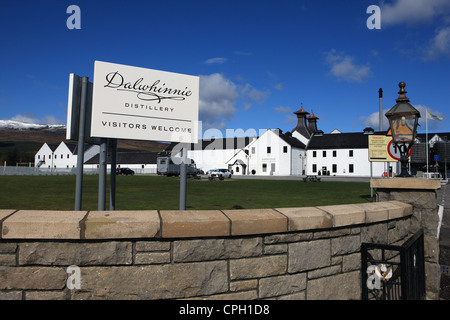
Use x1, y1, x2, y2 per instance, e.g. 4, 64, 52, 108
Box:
377, 201, 413, 220
353, 202, 388, 223
160, 210, 229, 237
370, 177, 441, 190
2, 210, 86, 239
275, 207, 332, 231
84, 210, 160, 239
0, 210, 15, 222
222, 209, 287, 235
317, 204, 365, 228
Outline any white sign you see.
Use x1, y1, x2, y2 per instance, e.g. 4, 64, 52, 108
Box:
91, 61, 199, 143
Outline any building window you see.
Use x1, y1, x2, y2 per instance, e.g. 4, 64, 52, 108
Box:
236, 166, 239, 173
283, 146, 288, 153
61, 154, 63, 159
267, 147, 271, 154
262, 163, 267, 172
312, 164, 317, 173
313, 151, 317, 158
332, 164, 337, 173
38, 155, 40, 159
333, 150, 337, 157
251, 147, 255, 154
323, 151, 326, 157
349, 150, 353, 157
67, 154, 70, 158
349, 164, 354, 173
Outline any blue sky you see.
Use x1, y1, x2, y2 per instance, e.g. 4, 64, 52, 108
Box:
1, 0, 449, 139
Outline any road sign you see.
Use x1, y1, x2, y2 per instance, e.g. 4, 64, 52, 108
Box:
387, 140, 412, 161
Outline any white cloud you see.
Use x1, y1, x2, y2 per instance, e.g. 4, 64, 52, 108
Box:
273, 106, 292, 114
240, 83, 270, 104
204, 57, 227, 65
325, 49, 371, 83
199, 73, 238, 128
359, 105, 445, 131
381, 0, 450, 27
198, 73, 271, 129
424, 26, 450, 60
273, 83, 283, 90
358, 109, 390, 131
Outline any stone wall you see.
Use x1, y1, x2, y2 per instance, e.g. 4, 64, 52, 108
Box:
0, 200, 419, 300
371, 177, 442, 300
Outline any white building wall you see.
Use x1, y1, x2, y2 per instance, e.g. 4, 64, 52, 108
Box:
35, 143, 54, 168
291, 147, 306, 176
246, 130, 292, 176
306, 148, 399, 177
53, 142, 77, 168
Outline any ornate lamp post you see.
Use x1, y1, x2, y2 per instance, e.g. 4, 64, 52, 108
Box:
385, 82, 421, 177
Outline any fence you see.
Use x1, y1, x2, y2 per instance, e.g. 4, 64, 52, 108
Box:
361, 230, 425, 300
0, 166, 157, 176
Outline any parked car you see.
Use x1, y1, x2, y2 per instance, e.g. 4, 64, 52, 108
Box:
116, 168, 135, 175
208, 168, 232, 180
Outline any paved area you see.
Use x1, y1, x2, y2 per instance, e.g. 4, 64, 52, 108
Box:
437, 182, 450, 299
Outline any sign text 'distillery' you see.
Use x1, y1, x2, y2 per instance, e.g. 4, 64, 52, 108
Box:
91, 61, 199, 143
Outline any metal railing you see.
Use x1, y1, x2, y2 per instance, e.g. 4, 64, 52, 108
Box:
361, 230, 425, 300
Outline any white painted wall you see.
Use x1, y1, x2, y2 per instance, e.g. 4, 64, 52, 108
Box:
53, 142, 77, 168
35, 143, 55, 168
306, 148, 398, 177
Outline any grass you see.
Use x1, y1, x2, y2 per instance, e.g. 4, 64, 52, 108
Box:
0, 175, 371, 211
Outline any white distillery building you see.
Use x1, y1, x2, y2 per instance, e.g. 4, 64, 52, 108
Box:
167, 106, 396, 177
35, 141, 99, 169
305, 128, 396, 177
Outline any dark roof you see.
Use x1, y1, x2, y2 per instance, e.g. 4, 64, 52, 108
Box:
308, 131, 387, 150
415, 132, 450, 143
46, 143, 59, 151
276, 130, 306, 149
85, 152, 159, 165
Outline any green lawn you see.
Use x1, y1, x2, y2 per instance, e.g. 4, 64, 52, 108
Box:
0, 175, 371, 211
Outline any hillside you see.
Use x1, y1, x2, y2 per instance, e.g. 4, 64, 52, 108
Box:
0, 120, 169, 164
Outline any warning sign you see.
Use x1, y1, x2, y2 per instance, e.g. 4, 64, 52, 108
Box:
368, 135, 397, 162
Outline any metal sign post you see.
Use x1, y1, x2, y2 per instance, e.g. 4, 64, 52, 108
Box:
109, 139, 117, 210
74, 76, 88, 211
98, 138, 107, 211
179, 145, 187, 210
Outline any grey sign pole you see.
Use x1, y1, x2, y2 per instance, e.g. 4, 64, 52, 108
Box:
98, 138, 107, 211
179, 145, 187, 210
74, 76, 88, 211
109, 139, 117, 210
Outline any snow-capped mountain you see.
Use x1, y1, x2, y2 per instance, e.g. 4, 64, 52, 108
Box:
0, 120, 66, 130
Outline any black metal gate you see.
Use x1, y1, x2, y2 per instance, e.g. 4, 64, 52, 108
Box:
361, 230, 425, 300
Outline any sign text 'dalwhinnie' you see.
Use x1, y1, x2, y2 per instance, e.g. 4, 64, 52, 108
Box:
91, 61, 199, 143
